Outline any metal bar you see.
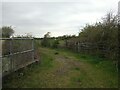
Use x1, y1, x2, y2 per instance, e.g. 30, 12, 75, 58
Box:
0, 38, 34, 40
0, 49, 34, 58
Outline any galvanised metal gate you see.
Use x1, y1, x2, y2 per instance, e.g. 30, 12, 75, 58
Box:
1, 38, 36, 76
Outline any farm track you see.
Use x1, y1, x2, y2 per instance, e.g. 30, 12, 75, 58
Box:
3, 47, 118, 88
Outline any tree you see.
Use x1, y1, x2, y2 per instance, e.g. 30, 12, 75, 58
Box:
44, 32, 51, 38
41, 32, 51, 47
67, 12, 118, 60
1, 26, 14, 38
52, 39, 59, 48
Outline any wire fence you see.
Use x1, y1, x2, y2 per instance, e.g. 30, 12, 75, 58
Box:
65, 41, 118, 60
1, 38, 37, 76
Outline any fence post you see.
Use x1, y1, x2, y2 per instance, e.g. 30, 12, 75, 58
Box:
32, 38, 34, 62
10, 38, 13, 72
78, 42, 80, 52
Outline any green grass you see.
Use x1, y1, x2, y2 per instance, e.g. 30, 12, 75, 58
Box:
52, 48, 118, 88
3, 47, 118, 88
3, 50, 54, 88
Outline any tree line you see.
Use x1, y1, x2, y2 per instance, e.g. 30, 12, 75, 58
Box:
1, 12, 118, 62
41, 12, 118, 62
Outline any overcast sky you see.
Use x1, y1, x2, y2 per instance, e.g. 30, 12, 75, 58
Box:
1, 0, 119, 37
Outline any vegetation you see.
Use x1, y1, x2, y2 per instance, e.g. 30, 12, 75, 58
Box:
2, 12, 118, 88
3, 47, 118, 88
40, 13, 118, 62
41, 32, 59, 48
80, 13, 117, 57
1, 26, 14, 38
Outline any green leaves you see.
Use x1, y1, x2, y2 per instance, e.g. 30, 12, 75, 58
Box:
1, 26, 14, 38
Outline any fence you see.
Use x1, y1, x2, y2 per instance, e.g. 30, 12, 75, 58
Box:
65, 40, 118, 59
1, 38, 37, 76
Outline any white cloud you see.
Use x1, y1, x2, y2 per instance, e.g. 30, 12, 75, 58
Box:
2, 0, 119, 37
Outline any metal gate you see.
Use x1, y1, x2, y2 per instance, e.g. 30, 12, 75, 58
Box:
0, 38, 36, 76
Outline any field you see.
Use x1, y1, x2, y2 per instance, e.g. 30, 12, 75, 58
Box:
1, 1, 119, 88
3, 47, 118, 88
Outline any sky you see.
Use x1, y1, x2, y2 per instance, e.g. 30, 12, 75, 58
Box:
1, 0, 120, 38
